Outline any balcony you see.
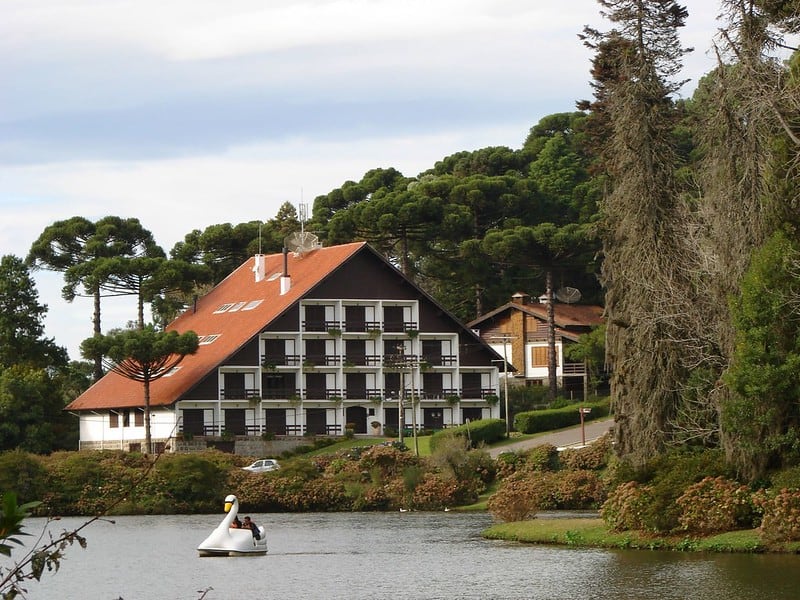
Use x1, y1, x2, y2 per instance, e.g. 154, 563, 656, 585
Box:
261, 354, 301, 368
421, 354, 457, 366
220, 388, 261, 400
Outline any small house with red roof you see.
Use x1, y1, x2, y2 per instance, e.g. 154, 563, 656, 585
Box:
67, 242, 505, 452
467, 292, 604, 397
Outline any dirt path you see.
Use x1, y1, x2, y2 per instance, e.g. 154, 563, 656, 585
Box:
487, 417, 614, 458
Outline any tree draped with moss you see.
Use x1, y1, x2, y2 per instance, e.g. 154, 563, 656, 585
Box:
584, 0, 692, 466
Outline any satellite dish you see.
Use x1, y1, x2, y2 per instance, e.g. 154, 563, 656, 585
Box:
555, 286, 582, 303
284, 231, 321, 257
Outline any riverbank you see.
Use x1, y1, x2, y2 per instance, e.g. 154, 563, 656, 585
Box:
482, 517, 800, 553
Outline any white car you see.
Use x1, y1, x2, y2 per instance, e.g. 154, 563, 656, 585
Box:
242, 458, 280, 473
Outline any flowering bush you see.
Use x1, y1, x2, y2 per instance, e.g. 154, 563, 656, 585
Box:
675, 476, 753, 534
411, 474, 461, 510
487, 475, 545, 522
601, 481, 655, 532
555, 469, 607, 509
559, 434, 612, 471
755, 488, 800, 543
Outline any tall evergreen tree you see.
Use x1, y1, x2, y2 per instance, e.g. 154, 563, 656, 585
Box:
585, 0, 692, 466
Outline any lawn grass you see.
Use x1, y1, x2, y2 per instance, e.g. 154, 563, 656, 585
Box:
303, 435, 434, 457
482, 518, 800, 553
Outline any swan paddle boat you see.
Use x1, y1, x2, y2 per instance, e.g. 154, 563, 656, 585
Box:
197, 494, 267, 557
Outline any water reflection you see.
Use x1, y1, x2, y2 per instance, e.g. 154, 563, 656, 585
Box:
4, 512, 798, 600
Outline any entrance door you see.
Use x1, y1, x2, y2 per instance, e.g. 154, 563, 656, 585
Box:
306, 408, 327, 435
423, 408, 444, 430
225, 409, 246, 435
345, 406, 367, 434
264, 408, 287, 435
183, 409, 205, 435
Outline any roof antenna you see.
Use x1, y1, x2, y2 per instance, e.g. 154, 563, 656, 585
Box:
284, 198, 321, 257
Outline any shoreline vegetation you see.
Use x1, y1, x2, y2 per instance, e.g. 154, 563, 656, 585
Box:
481, 517, 800, 554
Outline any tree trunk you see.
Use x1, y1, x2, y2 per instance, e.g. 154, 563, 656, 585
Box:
546, 270, 557, 401
144, 375, 152, 456
93, 285, 103, 381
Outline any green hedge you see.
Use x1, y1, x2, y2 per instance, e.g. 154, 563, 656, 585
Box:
513, 399, 610, 434
429, 418, 507, 452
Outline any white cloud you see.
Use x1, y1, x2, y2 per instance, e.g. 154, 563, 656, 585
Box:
0, 0, 735, 361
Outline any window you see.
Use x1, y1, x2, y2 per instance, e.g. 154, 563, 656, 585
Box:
213, 303, 235, 314
227, 301, 247, 312
242, 299, 263, 311
134, 409, 144, 427
531, 346, 558, 367
199, 335, 220, 345
110, 412, 119, 428
122, 410, 130, 427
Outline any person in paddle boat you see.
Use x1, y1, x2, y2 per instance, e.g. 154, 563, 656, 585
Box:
242, 516, 261, 540
230, 516, 242, 529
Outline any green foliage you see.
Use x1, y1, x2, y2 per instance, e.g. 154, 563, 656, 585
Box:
0, 255, 67, 370
605, 448, 730, 533
0, 451, 48, 504
0, 492, 41, 557
524, 444, 561, 472
155, 454, 227, 512
429, 418, 506, 452
723, 230, 800, 480
513, 399, 610, 434
0, 365, 76, 453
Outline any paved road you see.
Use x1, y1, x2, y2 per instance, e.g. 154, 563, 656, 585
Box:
487, 417, 614, 458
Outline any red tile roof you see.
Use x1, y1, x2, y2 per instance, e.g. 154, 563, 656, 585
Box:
467, 301, 604, 332
66, 242, 366, 411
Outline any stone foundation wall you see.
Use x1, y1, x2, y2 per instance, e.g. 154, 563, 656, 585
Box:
81, 436, 322, 456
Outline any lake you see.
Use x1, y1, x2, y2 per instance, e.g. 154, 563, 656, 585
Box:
3, 512, 799, 599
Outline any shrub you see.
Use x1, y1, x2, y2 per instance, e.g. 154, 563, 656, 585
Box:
488, 476, 543, 522
513, 399, 610, 434
0, 451, 48, 505
523, 444, 560, 472
606, 447, 730, 533
156, 453, 227, 512
769, 465, 800, 491
756, 488, 800, 543
357, 445, 419, 482
411, 473, 461, 510
601, 481, 655, 532
495, 451, 522, 479
560, 434, 613, 471
555, 470, 607, 509
429, 419, 506, 452
675, 476, 754, 534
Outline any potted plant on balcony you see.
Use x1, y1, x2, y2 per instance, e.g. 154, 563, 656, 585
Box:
327, 327, 342, 337
485, 393, 500, 407
405, 329, 419, 339
445, 394, 461, 406
261, 360, 277, 372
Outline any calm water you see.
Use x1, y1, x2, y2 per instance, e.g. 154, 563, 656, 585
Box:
4, 512, 799, 600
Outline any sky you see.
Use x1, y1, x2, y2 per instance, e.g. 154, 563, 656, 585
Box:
1, 0, 724, 360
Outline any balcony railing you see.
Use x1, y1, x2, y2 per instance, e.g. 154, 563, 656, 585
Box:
220, 388, 261, 400
261, 354, 301, 367
421, 354, 457, 366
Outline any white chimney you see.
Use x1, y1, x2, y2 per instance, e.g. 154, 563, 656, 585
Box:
253, 254, 266, 282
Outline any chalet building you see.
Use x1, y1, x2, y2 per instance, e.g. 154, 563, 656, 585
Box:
467, 292, 604, 398
66, 242, 504, 452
